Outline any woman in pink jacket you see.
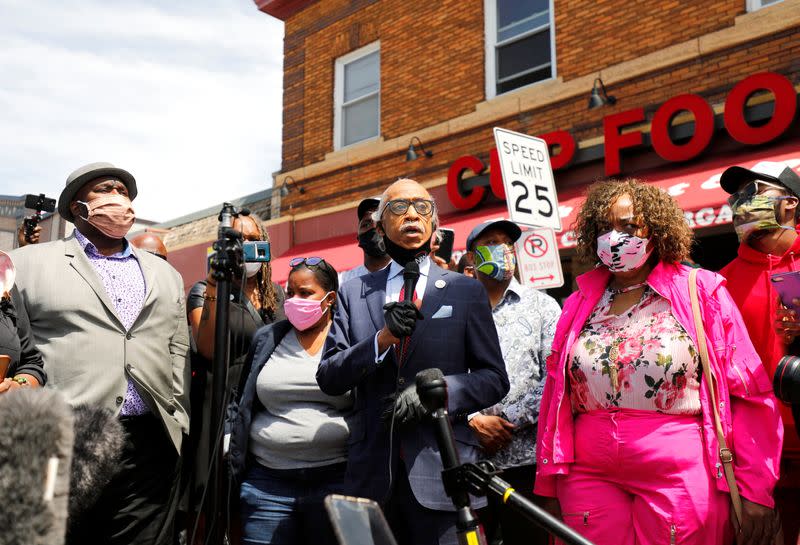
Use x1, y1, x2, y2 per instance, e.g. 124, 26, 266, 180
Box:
535, 179, 782, 545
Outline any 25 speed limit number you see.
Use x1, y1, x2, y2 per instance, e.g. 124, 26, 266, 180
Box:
493, 128, 562, 231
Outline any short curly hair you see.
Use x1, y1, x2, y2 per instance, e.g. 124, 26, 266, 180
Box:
574, 179, 693, 264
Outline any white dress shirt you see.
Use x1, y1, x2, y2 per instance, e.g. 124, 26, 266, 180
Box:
374, 256, 431, 362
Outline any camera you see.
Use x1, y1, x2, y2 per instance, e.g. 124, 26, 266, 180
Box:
242, 241, 270, 263
774, 355, 800, 436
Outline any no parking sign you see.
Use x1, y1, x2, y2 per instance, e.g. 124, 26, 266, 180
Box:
515, 228, 564, 290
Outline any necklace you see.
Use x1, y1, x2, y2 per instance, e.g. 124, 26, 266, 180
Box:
608, 281, 647, 295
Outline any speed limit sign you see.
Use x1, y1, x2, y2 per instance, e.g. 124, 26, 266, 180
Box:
493, 127, 562, 231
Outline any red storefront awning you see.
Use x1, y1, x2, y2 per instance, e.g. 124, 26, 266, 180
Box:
270, 232, 364, 285
271, 142, 800, 282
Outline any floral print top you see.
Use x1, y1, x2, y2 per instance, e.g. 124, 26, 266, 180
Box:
568, 286, 701, 415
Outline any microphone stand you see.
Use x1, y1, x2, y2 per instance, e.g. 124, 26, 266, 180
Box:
417, 369, 595, 545
416, 370, 487, 545
201, 202, 242, 545
441, 461, 594, 545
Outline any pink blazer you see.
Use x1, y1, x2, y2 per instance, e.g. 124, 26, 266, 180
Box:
535, 262, 783, 507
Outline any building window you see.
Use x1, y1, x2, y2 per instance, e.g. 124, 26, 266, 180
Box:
485, 0, 555, 99
747, 0, 783, 11
334, 42, 380, 150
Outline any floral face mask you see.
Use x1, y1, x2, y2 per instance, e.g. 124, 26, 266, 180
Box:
596, 230, 652, 272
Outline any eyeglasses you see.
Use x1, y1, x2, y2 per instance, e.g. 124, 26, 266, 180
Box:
289, 256, 326, 268
385, 199, 435, 217
727, 180, 786, 207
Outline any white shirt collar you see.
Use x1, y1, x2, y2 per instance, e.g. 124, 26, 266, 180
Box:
388, 255, 431, 280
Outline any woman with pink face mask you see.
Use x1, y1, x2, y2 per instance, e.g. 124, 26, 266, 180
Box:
535, 180, 783, 545
227, 257, 352, 545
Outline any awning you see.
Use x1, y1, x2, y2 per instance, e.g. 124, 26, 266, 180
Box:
554, 141, 800, 249
271, 141, 800, 281
270, 232, 363, 284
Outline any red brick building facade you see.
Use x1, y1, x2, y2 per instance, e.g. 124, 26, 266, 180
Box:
167, 0, 800, 290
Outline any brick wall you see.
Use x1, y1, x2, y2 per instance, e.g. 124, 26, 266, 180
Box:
268, 0, 800, 218
277, 17, 799, 214
555, 0, 744, 80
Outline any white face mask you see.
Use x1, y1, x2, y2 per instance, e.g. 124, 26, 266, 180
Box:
596, 230, 653, 272
245, 262, 261, 278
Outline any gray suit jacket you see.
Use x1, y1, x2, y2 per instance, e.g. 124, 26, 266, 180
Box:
11, 233, 190, 452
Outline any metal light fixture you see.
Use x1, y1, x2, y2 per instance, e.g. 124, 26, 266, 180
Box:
279, 175, 305, 197
405, 136, 433, 161
588, 78, 617, 110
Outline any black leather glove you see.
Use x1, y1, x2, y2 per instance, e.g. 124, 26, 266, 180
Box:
383, 301, 424, 338
393, 385, 428, 425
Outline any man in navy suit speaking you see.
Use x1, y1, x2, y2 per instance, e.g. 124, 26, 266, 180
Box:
317, 178, 509, 545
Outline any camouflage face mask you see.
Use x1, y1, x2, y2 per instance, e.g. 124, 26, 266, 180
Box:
732, 194, 794, 242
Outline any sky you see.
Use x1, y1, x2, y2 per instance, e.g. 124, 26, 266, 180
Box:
0, 0, 285, 223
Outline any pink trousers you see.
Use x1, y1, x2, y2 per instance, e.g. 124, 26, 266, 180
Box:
556, 409, 732, 545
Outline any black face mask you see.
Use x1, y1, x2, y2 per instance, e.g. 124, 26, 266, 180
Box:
382, 231, 432, 267
357, 228, 387, 258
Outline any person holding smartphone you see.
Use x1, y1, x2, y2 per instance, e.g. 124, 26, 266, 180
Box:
720, 161, 800, 545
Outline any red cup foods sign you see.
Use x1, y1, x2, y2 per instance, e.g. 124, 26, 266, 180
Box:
447, 72, 798, 211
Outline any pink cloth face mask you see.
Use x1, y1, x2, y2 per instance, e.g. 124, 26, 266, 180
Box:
596, 230, 653, 272
284, 292, 332, 331
76, 194, 136, 239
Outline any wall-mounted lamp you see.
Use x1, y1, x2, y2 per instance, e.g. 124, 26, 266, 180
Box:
587, 78, 617, 110
279, 176, 305, 197
405, 136, 433, 161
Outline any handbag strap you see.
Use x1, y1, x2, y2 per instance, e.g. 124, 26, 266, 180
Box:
688, 268, 743, 526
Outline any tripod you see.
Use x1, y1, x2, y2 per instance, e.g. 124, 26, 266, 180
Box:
194, 203, 245, 545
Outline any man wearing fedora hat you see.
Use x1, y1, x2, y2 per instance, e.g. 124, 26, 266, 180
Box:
11, 162, 190, 545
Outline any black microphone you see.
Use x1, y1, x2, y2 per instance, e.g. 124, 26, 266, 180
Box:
402, 260, 420, 303
416, 368, 460, 472
416, 368, 487, 544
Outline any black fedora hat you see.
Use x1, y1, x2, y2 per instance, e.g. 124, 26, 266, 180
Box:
58, 162, 137, 221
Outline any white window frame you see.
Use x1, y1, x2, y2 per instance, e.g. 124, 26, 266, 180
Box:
746, 0, 783, 11
484, 0, 556, 100
333, 41, 381, 151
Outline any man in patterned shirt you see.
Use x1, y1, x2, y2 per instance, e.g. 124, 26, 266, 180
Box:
11, 162, 189, 545
466, 219, 561, 545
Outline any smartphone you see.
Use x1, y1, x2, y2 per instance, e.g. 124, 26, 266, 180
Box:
0, 355, 11, 381
243, 241, 271, 263
324, 494, 398, 545
24, 193, 56, 213
770, 271, 800, 314
435, 228, 455, 264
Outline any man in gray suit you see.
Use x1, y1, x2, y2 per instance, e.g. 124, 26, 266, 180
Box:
11, 162, 190, 545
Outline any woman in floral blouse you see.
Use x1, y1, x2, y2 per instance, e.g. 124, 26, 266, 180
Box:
535, 179, 782, 545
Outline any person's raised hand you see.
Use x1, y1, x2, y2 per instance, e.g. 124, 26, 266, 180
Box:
774, 298, 800, 343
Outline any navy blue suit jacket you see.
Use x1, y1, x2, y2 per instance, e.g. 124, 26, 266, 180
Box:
317, 263, 509, 510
